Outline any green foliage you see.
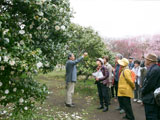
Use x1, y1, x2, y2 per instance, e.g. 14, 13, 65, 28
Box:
0, 0, 72, 116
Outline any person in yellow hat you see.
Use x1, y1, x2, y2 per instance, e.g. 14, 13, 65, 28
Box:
117, 58, 135, 120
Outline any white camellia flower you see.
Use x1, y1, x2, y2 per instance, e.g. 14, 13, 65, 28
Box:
4, 56, 9, 62
37, 26, 41, 30
24, 106, 28, 110
3, 29, 9, 35
2, 110, 7, 115
19, 98, 24, 103
3, 29, 9, 34
43, 87, 46, 91
0, 82, 3, 87
13, 88, 17, 92
37, 62, 43, 68
5, 89, 9, 94
20, 24, 25, 29
38, 11, 44, 16
61, 25, 65, 30
9, 81, 11, 84
30, 24, 33, 29
45, 63, 49, 67
59, 8, 63, 13
20, 40, 24, 45
9, 60, 15, 66
21, 89, 24, 93
19, 30, 25, 35
4, 38, 10, 43
55, 25, 60, 31
44, 35, 48, 39
29, 34, 32, 38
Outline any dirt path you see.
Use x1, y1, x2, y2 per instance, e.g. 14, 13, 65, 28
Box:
47, 86, 145, 120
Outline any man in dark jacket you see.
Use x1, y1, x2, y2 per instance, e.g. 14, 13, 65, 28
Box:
142, 53, 160, 120
65, 52, 88, 107
158, 56, 160, 67
114, 54, 125, 114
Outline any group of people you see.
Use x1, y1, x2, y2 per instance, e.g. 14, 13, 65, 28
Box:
65, 52, 160, 120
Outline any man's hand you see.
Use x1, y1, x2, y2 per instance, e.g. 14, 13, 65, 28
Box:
96, 78, 99, 81
83, 52, 88, 57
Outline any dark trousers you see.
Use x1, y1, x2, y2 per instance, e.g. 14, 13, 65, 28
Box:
114, 81, 118, 97
108, 86, 115, 103
108, 88, 111, 103
134, 82, 142, 100
114, 81, 123, 109
144, 103, 160, 120
111, 86, 115, 98
97, 83, 109, 107
120, 96, 135, 120
118, 97, 124, 110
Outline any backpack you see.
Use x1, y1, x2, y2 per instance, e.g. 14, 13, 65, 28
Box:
123, 69, 136, 83
154, 87, 160, 106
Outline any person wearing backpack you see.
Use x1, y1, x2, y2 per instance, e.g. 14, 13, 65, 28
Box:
118, 58, 135, 120
132, 60, 142, 103
141, 53, 160, 120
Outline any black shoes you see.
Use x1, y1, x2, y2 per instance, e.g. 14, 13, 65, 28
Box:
65, 103, 75, 107
97, 105, 109, 112
103, 107, 109, 112
122, 116, 130, 120
97, 106, 104, 110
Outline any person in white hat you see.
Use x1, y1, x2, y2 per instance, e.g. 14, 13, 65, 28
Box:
117, 58, 135, 120
94, 58, 110, 112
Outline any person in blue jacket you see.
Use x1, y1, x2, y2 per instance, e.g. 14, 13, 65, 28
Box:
65, 52, 88, 107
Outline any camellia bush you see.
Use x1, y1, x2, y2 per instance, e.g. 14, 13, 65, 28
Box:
0, 0, 72, 117
66, 24, 114, 81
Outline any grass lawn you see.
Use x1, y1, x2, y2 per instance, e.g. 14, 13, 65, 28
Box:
35, 70, 99, 120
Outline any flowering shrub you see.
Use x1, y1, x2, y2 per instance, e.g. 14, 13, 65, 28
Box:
0, 0, 72, 116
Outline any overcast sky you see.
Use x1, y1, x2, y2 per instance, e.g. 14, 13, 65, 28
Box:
70, 0, 160, 38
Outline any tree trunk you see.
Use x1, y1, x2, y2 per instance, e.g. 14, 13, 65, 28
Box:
84, 75, 89, 83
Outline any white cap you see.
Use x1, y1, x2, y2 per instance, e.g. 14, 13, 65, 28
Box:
97, 58, 104, 65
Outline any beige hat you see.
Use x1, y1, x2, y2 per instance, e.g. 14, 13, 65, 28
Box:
145, 53, 157, 62
97, 58, 104, 65
118, 58, 129, 67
